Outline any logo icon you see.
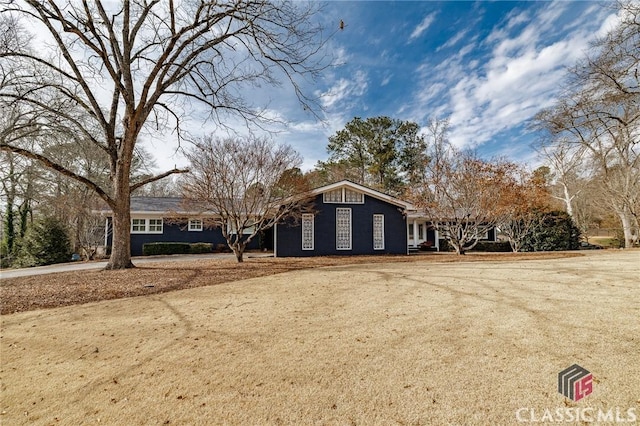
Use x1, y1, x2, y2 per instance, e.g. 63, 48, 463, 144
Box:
558, 364, 593, 401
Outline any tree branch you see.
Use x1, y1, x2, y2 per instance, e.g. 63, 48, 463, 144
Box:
0, 143, 113, 206
129, 167, 189, 193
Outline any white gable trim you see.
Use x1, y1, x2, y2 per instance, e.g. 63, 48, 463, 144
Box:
310, 180, 413, 209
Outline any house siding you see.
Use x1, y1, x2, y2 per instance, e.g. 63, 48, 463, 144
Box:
106, 218, 264, 256
275, 194, 407, 257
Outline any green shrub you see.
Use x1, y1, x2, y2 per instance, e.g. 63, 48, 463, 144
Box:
189, 242, 213, 254
470, 241, 512, 252
142, 242, 216, 255
521, 211, 580, 252
14, 217, 72, 267
142, 242, 191, 256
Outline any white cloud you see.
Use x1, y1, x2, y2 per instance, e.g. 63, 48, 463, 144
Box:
437, 28, 469, 52
413, 2, 615, 155
317, 70, 368, 110
380, 74, 392, 87
409, 12, 437, 42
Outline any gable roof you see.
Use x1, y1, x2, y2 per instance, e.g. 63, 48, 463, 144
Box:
310, 180, 415, 209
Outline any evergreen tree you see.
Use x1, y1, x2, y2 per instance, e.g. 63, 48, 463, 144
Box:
323, 116, 428, 195
521, 211, 581, 252
15, 217, 72, 267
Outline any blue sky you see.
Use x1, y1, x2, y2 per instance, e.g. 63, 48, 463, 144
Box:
149, 1, 619, 172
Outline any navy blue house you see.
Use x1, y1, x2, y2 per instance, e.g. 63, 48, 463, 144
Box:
99, 181, 497, 257
274, 181, 410, 257
103, 197, 264, 256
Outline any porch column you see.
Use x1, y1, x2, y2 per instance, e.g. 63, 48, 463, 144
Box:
412, 220, 418, 247
434, 228, 440, 252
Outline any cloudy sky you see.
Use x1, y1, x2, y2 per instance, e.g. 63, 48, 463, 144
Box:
148, 0, 618, 172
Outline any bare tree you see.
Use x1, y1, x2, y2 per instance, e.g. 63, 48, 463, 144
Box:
496, 168, 551, 252
534, 1, 640, 248
0, 1, 329, 269
76, 213, 110, 260
409, 130, 516, 254
539, 143, 587, 217
182, 135, 313, 262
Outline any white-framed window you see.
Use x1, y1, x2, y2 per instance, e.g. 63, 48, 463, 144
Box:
131, 218, 146, 233
336, 208, 352, 250
188, 219, 203, 231
148, 219, 163, 233
301, 214, 314, 250
323, 189, 343, 203
373, 214, 384, 250
323, 188, 364, 204
344, 189, 363, 203
131, 218, 163, 234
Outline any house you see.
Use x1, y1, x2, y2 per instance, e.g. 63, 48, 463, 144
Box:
100, 197, 267, 256
98, 180, 497, 257
274, 180, 411, 256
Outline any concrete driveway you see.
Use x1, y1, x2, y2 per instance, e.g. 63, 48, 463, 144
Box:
0, 252, 272, 279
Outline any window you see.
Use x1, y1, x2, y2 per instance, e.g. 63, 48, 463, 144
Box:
323, 187, 364, 204
336, 208, 352, 250
323, 189, 342, 203
344, 189, 363, 203
301, 214, 314, 250
189, 219, 203, 231
131, 218, 146, 233
148, 219, 163, 233
131, 218, 163, 234
373, 214, 384, 250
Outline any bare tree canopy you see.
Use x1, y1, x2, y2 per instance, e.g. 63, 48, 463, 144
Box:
408, 120, 519, 254
534, 0, 640, 248
0, 0, 330, 268
182, 135, 312, 262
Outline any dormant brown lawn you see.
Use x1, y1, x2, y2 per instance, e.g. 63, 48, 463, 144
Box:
1, 251, 639, 425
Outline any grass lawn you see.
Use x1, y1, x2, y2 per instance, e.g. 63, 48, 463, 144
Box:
1, 250, 639, 424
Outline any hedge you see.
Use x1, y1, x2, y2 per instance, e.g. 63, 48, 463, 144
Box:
189, 242, 214, 254
470, 241, 512, 252
142, 242, 214, 256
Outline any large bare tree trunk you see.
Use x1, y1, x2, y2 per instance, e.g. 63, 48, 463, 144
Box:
107, 202, 133, 269
106, 156, 134, 269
